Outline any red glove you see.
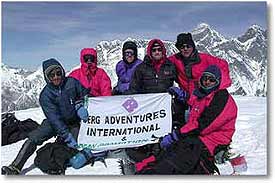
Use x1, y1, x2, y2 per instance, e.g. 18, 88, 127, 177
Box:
135, 155, 156, 172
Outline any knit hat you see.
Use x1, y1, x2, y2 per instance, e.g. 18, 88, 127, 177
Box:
175, 33, 196, 50
122, 41, 138, 61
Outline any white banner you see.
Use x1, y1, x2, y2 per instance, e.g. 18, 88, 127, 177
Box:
77, 93, 172, 151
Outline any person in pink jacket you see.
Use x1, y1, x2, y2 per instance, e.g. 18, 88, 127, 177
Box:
69, 48, 112, 96
168, 33, 231, 95
135, 65, 238, 175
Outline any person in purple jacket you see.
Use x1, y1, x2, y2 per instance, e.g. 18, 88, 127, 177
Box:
110, 41, 142, 174
112, 41, 142, 95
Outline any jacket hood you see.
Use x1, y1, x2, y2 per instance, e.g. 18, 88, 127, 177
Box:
146, 39, 167, 61
80, 48, 98, 65
206, 64, 229, 90
80, 48, 98, 76
42, 58, 65, 85
194, 65, 227, 98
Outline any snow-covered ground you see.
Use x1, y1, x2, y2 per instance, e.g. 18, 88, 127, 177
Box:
1, 96, 267, 175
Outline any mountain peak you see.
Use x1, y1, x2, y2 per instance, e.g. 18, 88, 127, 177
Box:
238, 24, 266, 43
197, 23, 210, 29
193, 23, 210, 33
248, 24, 264, 32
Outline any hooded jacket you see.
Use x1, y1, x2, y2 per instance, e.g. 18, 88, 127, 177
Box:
168, 52, 231, 95
180, 66, 237, 156
69, 48, 112, 97
39, 58, 90, 136
129, 39, 177, 94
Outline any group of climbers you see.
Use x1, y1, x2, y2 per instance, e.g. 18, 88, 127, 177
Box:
2, 32, 237, 175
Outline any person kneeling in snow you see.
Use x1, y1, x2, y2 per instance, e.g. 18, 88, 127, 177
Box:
2, 58, 95, 175
135, 65, 238, 174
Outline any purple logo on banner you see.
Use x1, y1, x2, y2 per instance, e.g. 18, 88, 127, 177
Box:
122, 98, 138, 113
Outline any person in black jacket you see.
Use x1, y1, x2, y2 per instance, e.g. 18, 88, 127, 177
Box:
126, 39, 179, 165
130, 39, 177, 94
2, 58, 90, 175
130, 39, 187, 126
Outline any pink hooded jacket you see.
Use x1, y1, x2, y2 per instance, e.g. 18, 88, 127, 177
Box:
69, 48, 112, 97
168, 53, 232, 95
135, 65, 237, 171
180, 66, 238, 156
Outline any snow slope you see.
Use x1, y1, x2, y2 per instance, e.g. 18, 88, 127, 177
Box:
1, 96, 267, 175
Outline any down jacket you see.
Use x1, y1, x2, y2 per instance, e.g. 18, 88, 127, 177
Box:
39, 58, 89, 136
129, 39, 177, 94
69, 48, 112, 97
180, 67, 237, 156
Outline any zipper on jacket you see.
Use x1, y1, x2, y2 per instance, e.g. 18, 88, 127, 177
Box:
59, 86, 61, 94
87, 75, 92, 85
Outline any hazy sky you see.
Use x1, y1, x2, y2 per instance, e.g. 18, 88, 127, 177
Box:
2, 2, 267, 70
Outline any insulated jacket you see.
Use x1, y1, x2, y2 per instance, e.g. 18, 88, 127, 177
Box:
130, 39, 177, 94
69, 48, 112, 97
39, 59, 90, 136
115, 58, 142, 93
180, 71, 237, 156
168, 52, 231, 95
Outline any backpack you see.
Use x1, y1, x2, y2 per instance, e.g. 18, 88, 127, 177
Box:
1, 112, 39, 146
34, 141, 78, 175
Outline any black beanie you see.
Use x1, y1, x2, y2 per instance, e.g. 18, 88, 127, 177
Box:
175, 33, 196, 50
122, 41, 138, 61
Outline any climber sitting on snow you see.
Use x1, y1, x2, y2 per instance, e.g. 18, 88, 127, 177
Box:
1, 58, 104, 175
135, 65, 238, 174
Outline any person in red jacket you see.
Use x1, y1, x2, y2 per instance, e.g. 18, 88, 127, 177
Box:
69, 48, 112, 97
168, 33, 232, 95
135, 65, 238, 174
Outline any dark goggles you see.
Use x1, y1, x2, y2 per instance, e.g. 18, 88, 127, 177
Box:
48, 69, 62, 79
151, 47, 162, 53
83, 54, 95, 63
201, 75, 217, 83
124, 51, 135, 57
180, 44, 192, 49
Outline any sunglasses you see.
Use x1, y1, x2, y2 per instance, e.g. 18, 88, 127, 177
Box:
201, 75, 217, 83
83, 54, 95, 63
151, 47, 162, 53
124, 51, 135, 57
48, 70, 62, 79
180, 44, 192, 49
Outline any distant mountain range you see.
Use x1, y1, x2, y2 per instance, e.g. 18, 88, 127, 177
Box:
1, 23, 267, 112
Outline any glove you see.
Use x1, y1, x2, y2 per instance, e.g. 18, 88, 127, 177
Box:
75, 103, 89, 122
69, 149, 108, 169
168, 87, 188, 102
160, 130, 180, 149
70, 148, 93, 169
63, 132, 78, 149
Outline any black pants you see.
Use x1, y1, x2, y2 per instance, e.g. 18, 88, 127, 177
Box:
28, 119, 79, 145
137, 137, 216, 175
126, 143, 161, 163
